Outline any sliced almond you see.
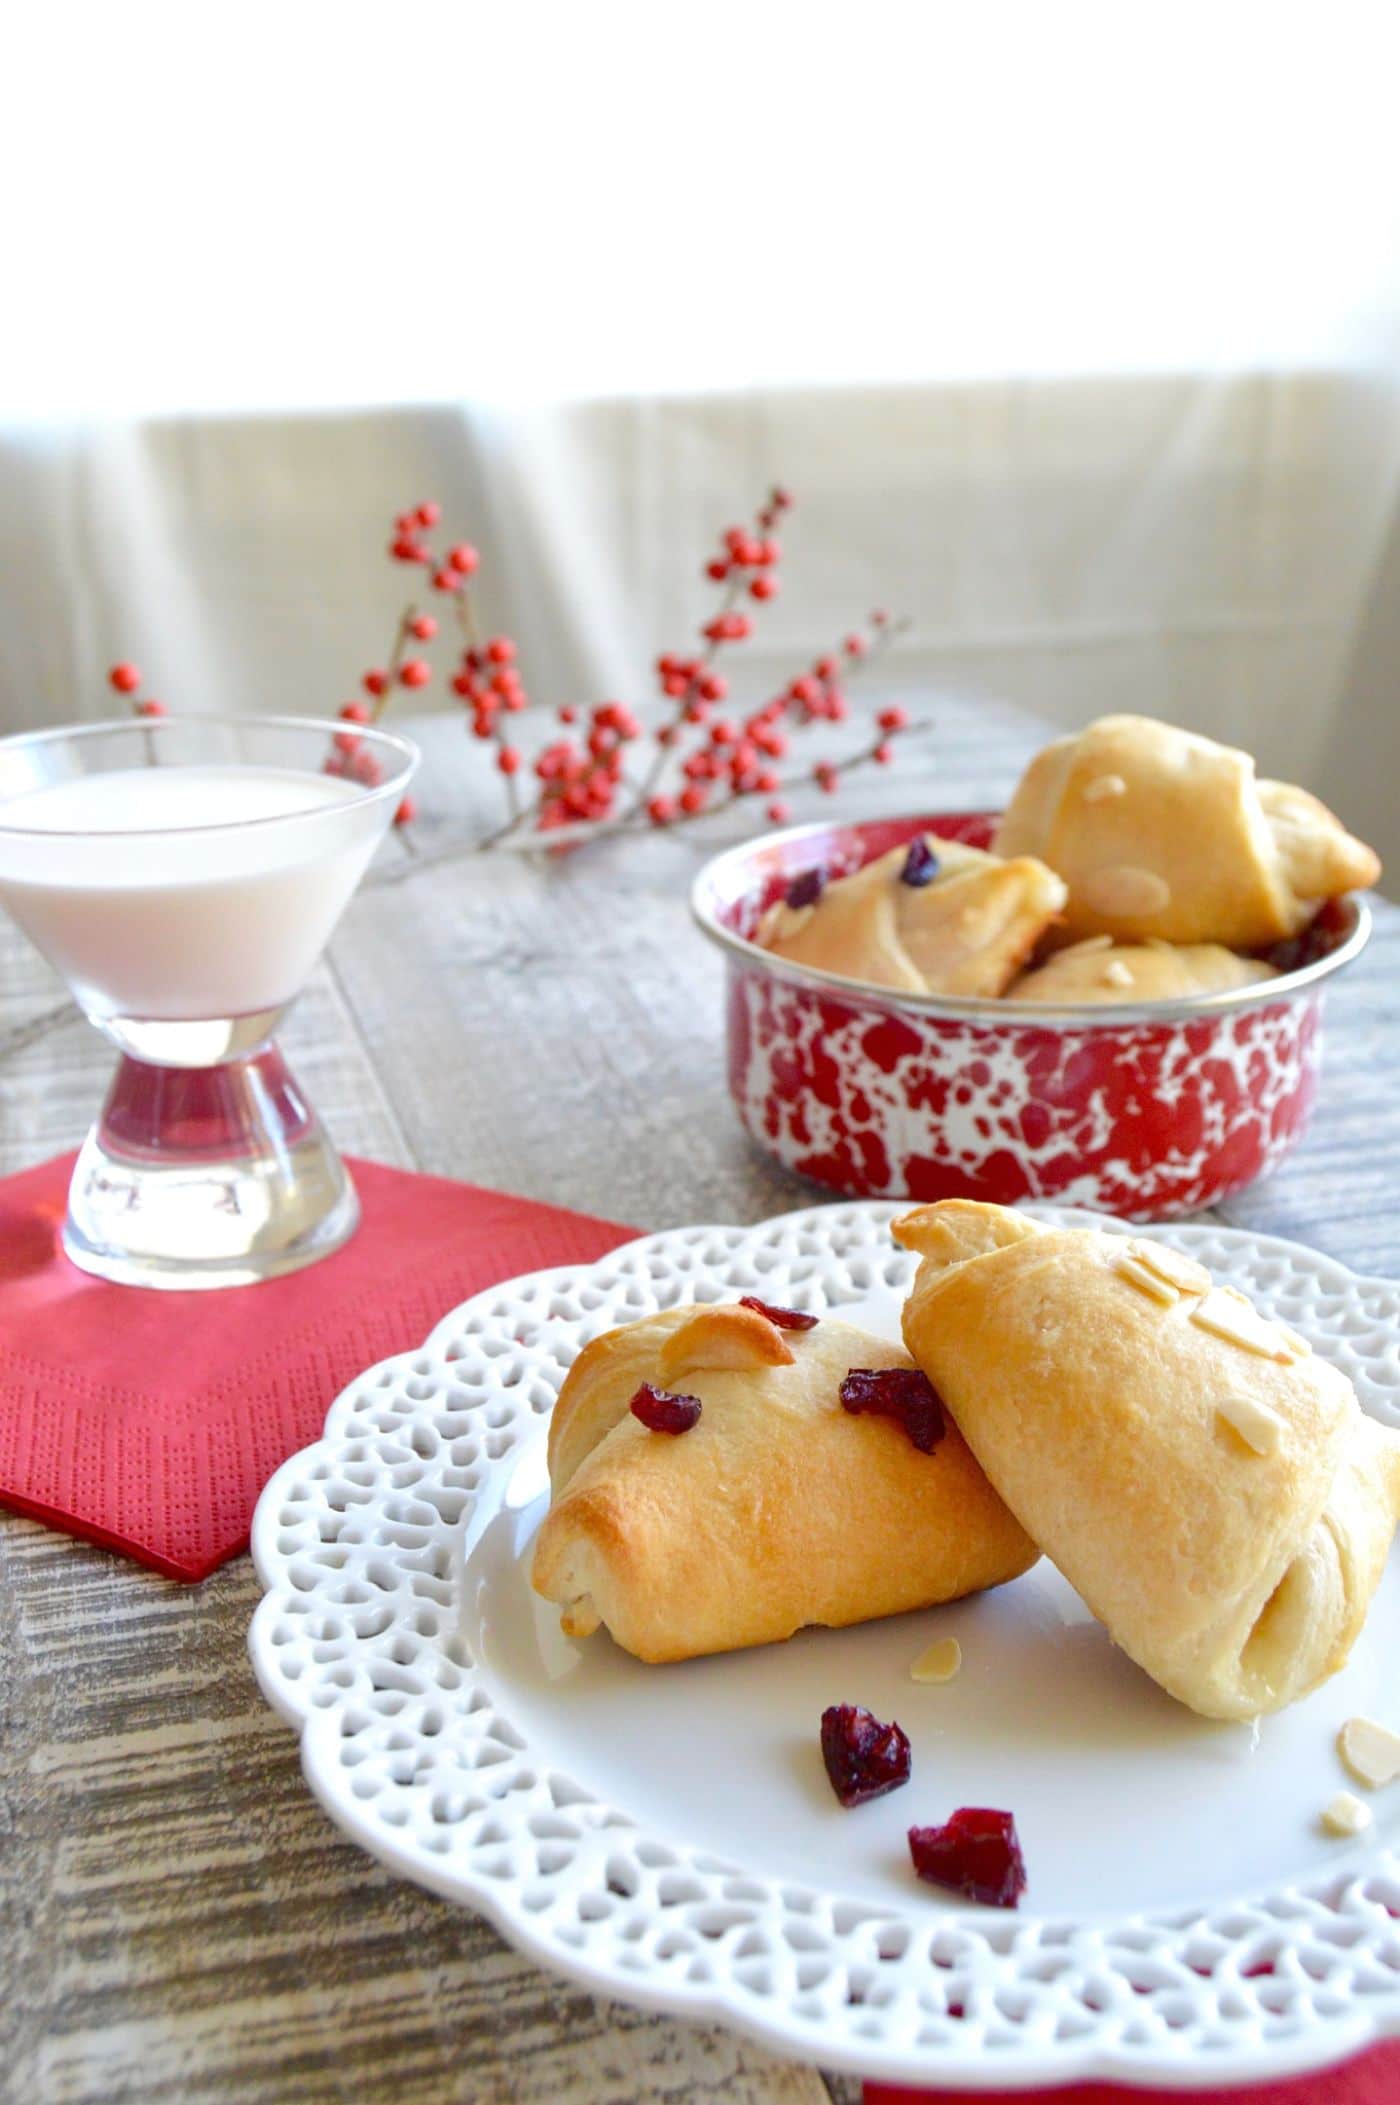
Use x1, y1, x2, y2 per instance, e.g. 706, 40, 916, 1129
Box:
1338, 1715, 1400, 1790
1126, 1239, 1212, 1297
1112, 1253, 1180, 1307
1082, 772, 1128, 803
1191, 1287, 1297, 1363
1321, 1790, 1373, 1838
1278, 1325, 1313, 1359
1215, 1394, 1285, 1456
1101, 959, 1135, 989
658, 1303, 795, 1381
1080, 865, 1173, 918
911, 1637, 962, 1684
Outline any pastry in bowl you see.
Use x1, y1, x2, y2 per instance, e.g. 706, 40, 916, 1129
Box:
531, 1298, 1038, 1662
1010, 937, 1277, 1005
994, 713, 1381, 951
756, 834, 1067, 997
893, 1200, 1400, 1721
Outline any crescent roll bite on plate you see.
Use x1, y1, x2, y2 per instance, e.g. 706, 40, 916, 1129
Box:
531, 1299, 1038, 1663
893, 1200, 1400, 1721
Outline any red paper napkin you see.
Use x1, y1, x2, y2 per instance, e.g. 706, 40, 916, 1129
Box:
864, 2042, 1400, 2100
0, 1151, 632, 1579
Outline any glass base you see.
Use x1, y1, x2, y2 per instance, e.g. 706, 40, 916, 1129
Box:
64, 1043, 360, 1290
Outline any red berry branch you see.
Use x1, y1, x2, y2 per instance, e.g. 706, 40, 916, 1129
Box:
105, 487, 923, 854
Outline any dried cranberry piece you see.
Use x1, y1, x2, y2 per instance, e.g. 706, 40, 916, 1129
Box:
738, 1294, 818, 1331
784, 866, 826, 910
1262, 897, 1351, 976
820, 1704, 911, 1807
840, 1367, 945, 1453
900, 838, 940, 888
908, 1808, 1027, 1908
629, 1382, 702, 1434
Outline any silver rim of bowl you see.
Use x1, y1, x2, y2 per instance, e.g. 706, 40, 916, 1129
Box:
690, 815, 1375, 1027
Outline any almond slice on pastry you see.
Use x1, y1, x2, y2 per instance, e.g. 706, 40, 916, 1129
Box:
994, 714, 1380, 949
893, 1200, 1400, 1721
531, 1302, 1038, 1663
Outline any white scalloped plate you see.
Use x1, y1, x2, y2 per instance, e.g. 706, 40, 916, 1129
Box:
249, 1204, 1400, 2093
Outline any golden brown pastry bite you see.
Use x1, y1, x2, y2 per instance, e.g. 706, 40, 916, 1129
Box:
893, 1200, 1400, 1722
1009, 937, 1277, 1005
993, 714, 1380, 950
756, 835, 1067, 998
531, 1298, 1038, 1663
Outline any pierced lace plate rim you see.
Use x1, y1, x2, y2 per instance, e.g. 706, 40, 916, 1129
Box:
248, 1202, 1400, 2092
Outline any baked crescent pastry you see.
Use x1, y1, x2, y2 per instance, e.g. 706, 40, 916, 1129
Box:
756, 834, 1068, 997
893, 1200, 1400, 1721
531, 1299, 1038, 1662
993, 715, 1380, 950
1009, 938, 1277, 1005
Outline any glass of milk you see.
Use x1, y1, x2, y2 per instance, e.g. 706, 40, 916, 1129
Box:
0, 713, 419, 1288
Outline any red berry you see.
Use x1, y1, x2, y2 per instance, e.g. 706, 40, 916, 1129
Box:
821, 1704, 911, 1808
471, 715, 495, 739
339, 701, 372, 724
647, 795, 676, 825
874, 742, 895, 765
332, 729, 360, 756
840, 1366, 945, 1452
908, 1809, 1027, 1909
663, 672, 690, 698
415, 501, 441, 528
789, 675, 820, 708
815, 655, 838, 680
450, 674, 474, 699
766, 800, 791, 823
755, 727, 788, 759
826, 691, 850, 721
706, 558, 729, 582
432, 569, 460, 593
409, 614, 437, 641
485, 637, 515, 666
363, 669, 389, 697
630, 1381, 702, 1434
656, 654, 678, 679
498, 745, 522, 775
394, 511, 417, 534
723, 525, 748, 557
684, 700, 711, 725
394, 796, 417, 826
709, 719, 739, 748
657, 725, 679, 747
844, 633, 867, 657
816, 762, 840, 794
558, 704, 579, 724
352, 749, 384, 786
758, 537, 782, 565
756, 769, 781, 794
448, 542, 479, 575
750, 574, 779, 601
771, 484, 793, 510
679, 784, 709, 814
697, 671, 727, 702
877, 705, 909, 732
399, 658, 431, 688
390, 537, 427, 563
135, 699, 166, 717
613, 708, 641, 739
108, 662, 141, 694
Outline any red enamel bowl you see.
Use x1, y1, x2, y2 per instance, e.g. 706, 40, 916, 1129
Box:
691, 812, 1372, 1221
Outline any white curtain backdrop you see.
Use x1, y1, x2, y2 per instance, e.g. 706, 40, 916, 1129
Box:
3, 3, 1399, 860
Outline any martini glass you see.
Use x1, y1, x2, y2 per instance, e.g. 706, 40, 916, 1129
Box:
0, 714, 418, 1289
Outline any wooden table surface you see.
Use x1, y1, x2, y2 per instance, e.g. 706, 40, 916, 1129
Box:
3, 699, 1398, 2104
